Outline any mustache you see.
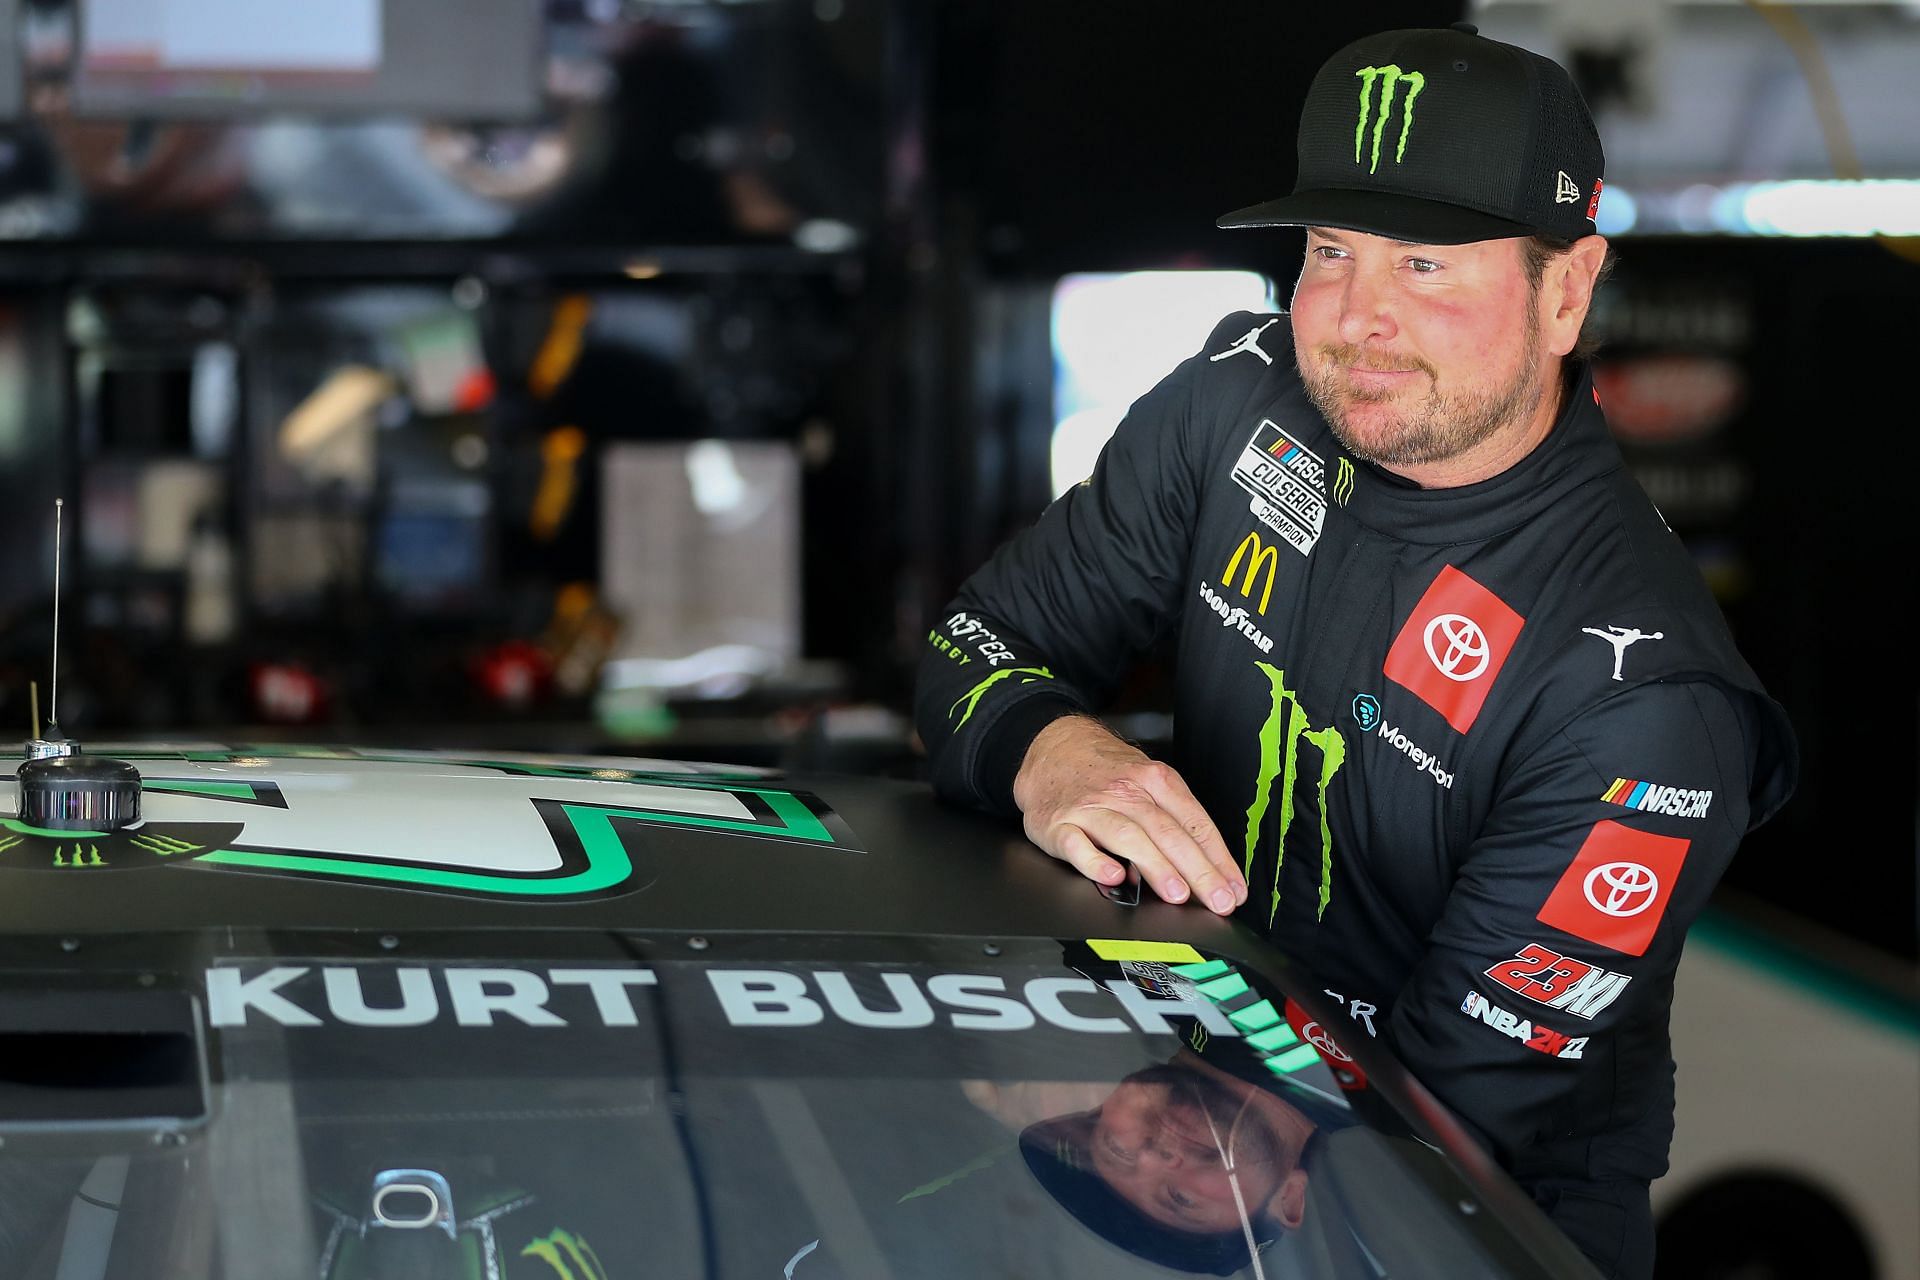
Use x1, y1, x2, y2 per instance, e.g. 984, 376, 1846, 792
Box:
1317, 343, 1437, 379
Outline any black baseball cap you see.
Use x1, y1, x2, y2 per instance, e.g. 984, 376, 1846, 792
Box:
1218, 23, 1605, 244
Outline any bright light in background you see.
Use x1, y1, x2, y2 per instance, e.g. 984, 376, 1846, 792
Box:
1603, 180, 1920, 237
1050, 270, 1273, 497
1594, 184, 1638, 236
1737, 180, 1920, 237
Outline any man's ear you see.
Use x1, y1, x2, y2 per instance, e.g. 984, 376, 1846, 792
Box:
1267, 1167, 1310, 1231
1542, 234, 1609, 358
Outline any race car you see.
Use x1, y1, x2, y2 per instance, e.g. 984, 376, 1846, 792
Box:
0, 744, 1604, 1279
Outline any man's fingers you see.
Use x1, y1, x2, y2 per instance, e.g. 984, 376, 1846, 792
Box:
1069, 807, 1199, 908
1131, 762, 1247, 907
1131, 806, 1242, 915
1051, 823, 1127, 887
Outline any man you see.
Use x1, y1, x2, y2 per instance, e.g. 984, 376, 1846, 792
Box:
1010, 1057, 1326, 1274
913, 22, 1798, 1279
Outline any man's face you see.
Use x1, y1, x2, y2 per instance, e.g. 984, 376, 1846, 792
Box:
1089, 1070, 1294, 1233
1290, 227, 1548, 469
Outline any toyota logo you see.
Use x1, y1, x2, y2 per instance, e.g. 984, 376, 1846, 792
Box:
1424, 614, 1491, 682
1583, 862, 1660, 917
1301, 1021, 1352, 1062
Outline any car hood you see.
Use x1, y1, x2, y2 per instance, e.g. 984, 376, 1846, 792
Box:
0, 742, 1224, 945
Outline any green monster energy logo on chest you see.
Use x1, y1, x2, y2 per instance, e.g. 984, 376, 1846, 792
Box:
1245, 663, 1346, 926
1354, 64, 1426, 173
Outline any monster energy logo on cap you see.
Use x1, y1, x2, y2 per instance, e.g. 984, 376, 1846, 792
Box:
1354, 65, 1425, 174
1217, 26, 1607, 242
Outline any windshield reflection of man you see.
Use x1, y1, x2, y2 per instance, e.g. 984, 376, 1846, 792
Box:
1081, 1061, 1311, 1236
963, 1049, 1334, 1276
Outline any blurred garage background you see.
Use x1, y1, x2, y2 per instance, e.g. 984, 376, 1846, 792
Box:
0, 2, 1911, 1274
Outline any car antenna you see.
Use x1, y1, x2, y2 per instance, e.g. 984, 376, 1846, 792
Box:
17, 498, 143, 831
25, 500, 72, 761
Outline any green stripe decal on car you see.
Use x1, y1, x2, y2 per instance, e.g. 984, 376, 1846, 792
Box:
198, 795, 832, 897
1267, 1044, 1323, 1074
1170, 959, 1230, 981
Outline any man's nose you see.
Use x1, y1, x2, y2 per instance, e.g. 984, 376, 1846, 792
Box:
1143, 1133, 1185, 1166
1336, 267, 1399, 347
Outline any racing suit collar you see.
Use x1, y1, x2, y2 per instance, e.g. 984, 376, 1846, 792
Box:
1332, 361, 1619, 546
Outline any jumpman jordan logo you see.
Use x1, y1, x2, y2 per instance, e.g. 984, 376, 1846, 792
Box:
1581, 625, 1664, 682
1209, 319, 1281, 366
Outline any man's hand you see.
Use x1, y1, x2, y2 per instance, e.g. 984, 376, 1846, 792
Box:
1012, 715, 1246, 915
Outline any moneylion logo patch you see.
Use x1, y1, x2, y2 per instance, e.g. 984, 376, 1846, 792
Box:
1245, 663, 1346, 926
1354, 64, 1426, 174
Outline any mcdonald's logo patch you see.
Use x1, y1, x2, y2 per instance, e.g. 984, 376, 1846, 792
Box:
1224, 532, 1280, 614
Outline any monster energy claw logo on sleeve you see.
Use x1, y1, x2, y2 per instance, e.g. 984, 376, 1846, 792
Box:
1354, 65, 1425, 173
949, 666, 1054, 729
1245, 663, 1346, 927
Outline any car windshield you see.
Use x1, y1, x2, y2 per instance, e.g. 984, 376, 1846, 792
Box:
1, 934, 1543, 1279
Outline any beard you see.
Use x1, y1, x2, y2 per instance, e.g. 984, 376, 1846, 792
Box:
1297, 304, 1546, 469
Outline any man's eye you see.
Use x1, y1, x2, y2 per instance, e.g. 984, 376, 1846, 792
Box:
1408, 258, 1441, 273
1311, 246, 1347, 261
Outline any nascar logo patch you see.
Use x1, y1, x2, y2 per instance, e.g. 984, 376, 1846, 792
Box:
1602, 778, 1713, 820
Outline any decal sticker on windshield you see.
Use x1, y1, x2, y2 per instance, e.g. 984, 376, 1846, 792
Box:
205, 961, 1247, 1040
2, 753, 858, 900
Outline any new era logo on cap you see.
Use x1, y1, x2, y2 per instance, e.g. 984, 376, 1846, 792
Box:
1555, 171, 1580, 204
1537, 820, 1691, 957
1383, 566, 1525, 733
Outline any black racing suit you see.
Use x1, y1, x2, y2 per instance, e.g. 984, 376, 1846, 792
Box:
913, 311, 1798, 1278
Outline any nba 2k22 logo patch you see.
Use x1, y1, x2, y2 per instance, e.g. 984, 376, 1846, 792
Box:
1231, 421, 1328, 557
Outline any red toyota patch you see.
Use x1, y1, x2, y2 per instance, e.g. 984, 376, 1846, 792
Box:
1382, 565, 1525, 733
1536, 820, 1691, 957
